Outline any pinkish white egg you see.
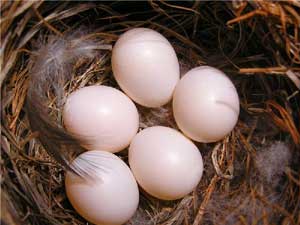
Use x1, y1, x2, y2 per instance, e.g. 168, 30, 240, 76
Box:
63, 85, 139, 153
65, 151, 139, 225
112, 28, 180, 108
129, 126, 203, 200
173, 66, 240, 143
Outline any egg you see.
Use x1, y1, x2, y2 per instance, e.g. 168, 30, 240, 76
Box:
129, 126, 203, 200
65, 151, 139, 225
63, 85, 139, 153
173, 66, 240, 143
112, 28, 180, 108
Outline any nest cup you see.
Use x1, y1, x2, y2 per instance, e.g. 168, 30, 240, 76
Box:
1, 1, 300, 225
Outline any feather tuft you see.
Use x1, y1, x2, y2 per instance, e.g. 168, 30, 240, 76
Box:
254, 141, 291, 186
26, 30, 111, 176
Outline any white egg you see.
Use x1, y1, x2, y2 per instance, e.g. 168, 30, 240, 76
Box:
63, 85, 139, 153
129, 126, 203, 200
65, 151, 139, 225
112, 28, 180, 108
173, 66, 240, 143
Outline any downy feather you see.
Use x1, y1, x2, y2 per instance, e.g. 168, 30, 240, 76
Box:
26, 30, 111, 177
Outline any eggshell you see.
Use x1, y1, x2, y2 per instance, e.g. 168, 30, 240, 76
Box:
63, 85, 139, 153
173, 66, 240, 143
112, 28, 180, 108
129, 126, 203, 200
65, 151, 139, 225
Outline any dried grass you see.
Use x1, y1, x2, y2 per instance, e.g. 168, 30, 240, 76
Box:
1, 1, 300, 225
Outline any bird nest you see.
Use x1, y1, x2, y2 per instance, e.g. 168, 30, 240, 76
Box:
1, 1, 300, 225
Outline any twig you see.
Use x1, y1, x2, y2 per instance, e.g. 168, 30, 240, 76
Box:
239, 67, 300, 74
192, 176, 219, 225
211, 143, 234, 180
32, 7, 63, 36
266, 100, 300, 146
227, 9, 268, 25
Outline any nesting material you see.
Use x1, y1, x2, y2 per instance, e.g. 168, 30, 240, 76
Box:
25, 30, 112, 173
255, 142, 291, 186
203, 141, 293, 225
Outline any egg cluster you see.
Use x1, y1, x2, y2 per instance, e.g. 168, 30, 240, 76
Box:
63, 28, 240, 225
